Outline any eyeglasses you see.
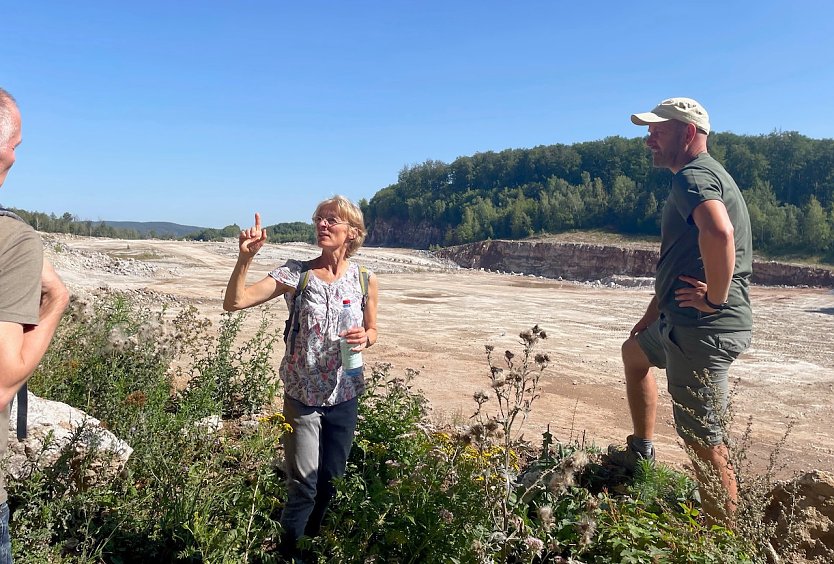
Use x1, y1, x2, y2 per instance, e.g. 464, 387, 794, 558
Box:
312, 215, 347, 227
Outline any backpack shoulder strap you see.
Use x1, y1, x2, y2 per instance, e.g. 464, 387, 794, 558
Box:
284, 260, 313, 353
289, 259, 313, 295
0, 208, 26, 223
358, 265, 370, 310
295, 268, 311, 297
2, 208, 31, 440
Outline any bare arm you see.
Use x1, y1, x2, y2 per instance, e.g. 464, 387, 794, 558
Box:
676, 199, 735, 312
0, 259, 69, 408
223, 212, 292, 311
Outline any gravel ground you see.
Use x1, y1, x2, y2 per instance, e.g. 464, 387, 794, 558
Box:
42, 233, 834, 477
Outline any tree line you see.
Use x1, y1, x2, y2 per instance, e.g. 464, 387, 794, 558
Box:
170, 221, 315, 244
11, 130, 834, 262
6, 209, 316, 245
7, 210, 151, 239
364, 131, 834, 262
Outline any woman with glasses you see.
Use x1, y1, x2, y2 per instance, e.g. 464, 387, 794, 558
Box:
223, 195, 378, 559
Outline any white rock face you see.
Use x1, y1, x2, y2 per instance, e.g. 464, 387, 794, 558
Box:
6, 391, 133, 483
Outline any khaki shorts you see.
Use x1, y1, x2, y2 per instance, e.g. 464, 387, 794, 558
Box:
637, 317, 751, 446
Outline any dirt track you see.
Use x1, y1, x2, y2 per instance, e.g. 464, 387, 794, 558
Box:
44, 234, 834, 477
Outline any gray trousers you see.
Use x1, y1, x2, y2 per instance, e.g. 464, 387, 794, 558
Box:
280, 394, 358, 541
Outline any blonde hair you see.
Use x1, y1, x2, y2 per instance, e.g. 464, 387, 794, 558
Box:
313, 195, 367, 257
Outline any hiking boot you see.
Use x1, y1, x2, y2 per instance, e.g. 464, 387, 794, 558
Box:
607, 435, 655, 472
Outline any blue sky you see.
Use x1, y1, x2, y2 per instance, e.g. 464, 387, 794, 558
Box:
4, 1, 833, 228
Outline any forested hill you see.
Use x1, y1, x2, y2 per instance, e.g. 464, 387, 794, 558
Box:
363, 132, 834, 262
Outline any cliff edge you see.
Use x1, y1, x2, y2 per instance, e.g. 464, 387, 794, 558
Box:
435, 240, 834, 287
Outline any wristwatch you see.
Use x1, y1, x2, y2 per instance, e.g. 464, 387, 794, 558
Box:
704, 296, 729, 311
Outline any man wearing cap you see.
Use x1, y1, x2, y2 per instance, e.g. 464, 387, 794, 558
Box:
0, 87, 69, 561
608, 97, 753, 525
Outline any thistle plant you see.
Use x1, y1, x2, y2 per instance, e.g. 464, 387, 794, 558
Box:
469, 325, 550, 536
676, 369, 800, 561
178, 308, 281, 419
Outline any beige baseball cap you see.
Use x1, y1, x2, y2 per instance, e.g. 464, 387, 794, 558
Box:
631, 97, 711, 134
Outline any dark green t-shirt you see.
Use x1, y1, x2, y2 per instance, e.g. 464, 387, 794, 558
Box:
655, 153, 753, 331
0, 215, 43, 506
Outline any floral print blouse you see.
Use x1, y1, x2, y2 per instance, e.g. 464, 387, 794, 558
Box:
269, 259, 370, 407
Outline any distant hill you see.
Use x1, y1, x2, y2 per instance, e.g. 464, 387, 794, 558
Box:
104, 221, 205, 237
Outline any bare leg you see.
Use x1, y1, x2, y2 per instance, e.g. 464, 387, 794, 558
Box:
622, 336, 656, 439
687, 440, 737, 528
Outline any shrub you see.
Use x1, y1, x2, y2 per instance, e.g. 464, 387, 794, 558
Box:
315, 364, 494, 563
10, 291, 288, 563
178, 308, 282, 419
6, 296, 811, 562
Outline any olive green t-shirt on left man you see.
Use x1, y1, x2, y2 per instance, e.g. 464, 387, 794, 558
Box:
0, 216, 43, 505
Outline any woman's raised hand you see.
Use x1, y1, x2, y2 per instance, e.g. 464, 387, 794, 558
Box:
239, 212, 268, 259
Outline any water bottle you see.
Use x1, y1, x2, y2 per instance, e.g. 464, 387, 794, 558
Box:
338, 299, 363, 378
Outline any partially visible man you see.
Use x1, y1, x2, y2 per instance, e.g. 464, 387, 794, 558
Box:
0, 87, 69, 561
609, 98, 753, 526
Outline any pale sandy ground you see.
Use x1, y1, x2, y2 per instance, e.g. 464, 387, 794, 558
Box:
43, 234, 834, 477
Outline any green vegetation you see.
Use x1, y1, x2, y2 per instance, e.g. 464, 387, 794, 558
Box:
185, 223, 242, 242
8, 207, 316, 244
9, 209, 149, 239
104, 220, 207, 238
12, 130, 834, 262
366, 132, 834, 262
265, 221, 316, 244
8, 208, 223, 240
13, 295, 288, 562
5, 294, 802, 562
186, 221, 314, 243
